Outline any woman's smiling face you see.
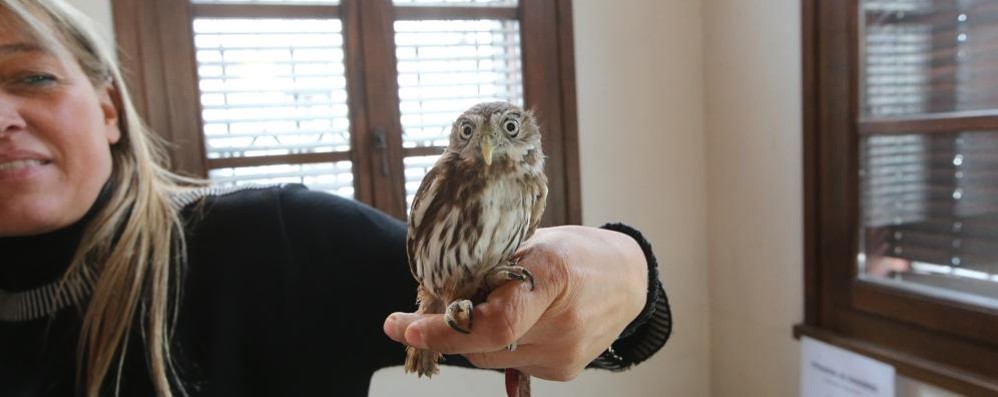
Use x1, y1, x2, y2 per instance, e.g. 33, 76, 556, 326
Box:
0, 11, 120, 237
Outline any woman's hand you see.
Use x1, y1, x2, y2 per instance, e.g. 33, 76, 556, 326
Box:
383, 225, 648, 381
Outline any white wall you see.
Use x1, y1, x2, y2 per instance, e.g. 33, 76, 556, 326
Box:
571, 0, 710, 395
66, 0, 113, 45
703, 0, 804, 395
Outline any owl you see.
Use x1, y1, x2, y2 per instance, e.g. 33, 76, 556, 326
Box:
404, 102, 548, 394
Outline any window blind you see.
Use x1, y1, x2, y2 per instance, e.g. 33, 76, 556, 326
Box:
193, 17, 354, 198
193, 0, 340, 4
860, 0, 998, 303
393, 0, 517, 7
863, 0, 998, 117
209, 162, 355, 197
394, 18, 524, 209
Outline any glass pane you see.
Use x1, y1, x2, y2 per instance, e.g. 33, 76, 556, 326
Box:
393, 0, 517, 7
193, 18, 350, 160
209, 161, 354, 199
403, 155, 441, 211
193, 0, 340, 4
395, 19, 522, 148
862, 0, 998, 117
859, 131, 998, 308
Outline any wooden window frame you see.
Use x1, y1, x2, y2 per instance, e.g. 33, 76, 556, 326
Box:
796, 1, 998, 395
110, 0, 581, 225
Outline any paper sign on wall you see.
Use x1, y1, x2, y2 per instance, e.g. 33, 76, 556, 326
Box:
801, 336, 895, 397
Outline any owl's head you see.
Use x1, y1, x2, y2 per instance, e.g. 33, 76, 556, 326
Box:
447, 102, 542, 168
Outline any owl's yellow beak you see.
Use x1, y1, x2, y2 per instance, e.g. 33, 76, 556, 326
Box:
482, 136, 494, 166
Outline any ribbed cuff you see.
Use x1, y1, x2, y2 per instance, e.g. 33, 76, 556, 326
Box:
588, 223, 672, 371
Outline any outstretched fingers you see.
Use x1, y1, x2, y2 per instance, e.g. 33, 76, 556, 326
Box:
417, 284, 546, 354
383, 240, 570, 355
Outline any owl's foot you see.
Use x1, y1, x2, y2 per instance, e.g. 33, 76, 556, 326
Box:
486, 263, 536, 292
445, 299, 474, 334
405, 345, 442, 378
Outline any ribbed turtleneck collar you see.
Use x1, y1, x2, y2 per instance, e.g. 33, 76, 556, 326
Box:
0, 182, 113, 292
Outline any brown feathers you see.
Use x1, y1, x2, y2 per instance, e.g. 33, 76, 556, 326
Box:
404, 102, 548, 383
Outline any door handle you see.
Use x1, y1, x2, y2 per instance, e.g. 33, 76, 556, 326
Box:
372, 127, 390, 177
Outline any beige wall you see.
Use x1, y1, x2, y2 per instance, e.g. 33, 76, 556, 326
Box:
66, 0, 113, 45
703, 0, 804, 395
571, 0, 710, 395
69, 0, 964, 395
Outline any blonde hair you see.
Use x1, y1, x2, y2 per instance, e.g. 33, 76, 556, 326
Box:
2, 1, 201, 395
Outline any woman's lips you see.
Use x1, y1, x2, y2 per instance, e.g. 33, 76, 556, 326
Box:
0, 159, 50, 181
0, 159, 46, 170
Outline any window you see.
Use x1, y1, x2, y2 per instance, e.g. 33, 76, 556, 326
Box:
798, 0, 998, 394
110, 0, 580, 223
193, 17, 355, 197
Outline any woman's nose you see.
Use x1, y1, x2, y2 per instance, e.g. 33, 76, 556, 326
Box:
0, 96, 27, 139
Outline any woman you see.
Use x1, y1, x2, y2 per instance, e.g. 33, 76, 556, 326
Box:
0, 0, 671, 396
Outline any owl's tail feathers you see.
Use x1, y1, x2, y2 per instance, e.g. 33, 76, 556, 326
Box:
404, 346, 442, 378
505, 369, 531, 397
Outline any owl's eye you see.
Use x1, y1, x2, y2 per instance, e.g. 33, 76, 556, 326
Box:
460, 124, 474, 139
503, 119, 519, 137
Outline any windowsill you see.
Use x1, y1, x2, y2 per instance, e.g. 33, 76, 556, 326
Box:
792, 324, 998, 396
859, 272, 998, 311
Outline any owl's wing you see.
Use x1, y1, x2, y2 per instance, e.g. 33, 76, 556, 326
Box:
406, 163, 443, 281
525, 173, 549, 240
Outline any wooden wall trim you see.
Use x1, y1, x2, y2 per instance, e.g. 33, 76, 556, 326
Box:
556, 0, 582, 225
802, 0, 820, 325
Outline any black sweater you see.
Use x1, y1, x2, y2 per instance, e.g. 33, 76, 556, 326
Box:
0, 184, 670, 396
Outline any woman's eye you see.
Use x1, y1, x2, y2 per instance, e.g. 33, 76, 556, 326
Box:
19, 74, 58, 86
461, 124, 473, 138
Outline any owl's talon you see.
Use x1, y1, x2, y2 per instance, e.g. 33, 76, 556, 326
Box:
487, 265, 536, 292
445, 299, 474, 334
507, 270, 535, 291
445, 317, 471, 334
520, 269, 536, 291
